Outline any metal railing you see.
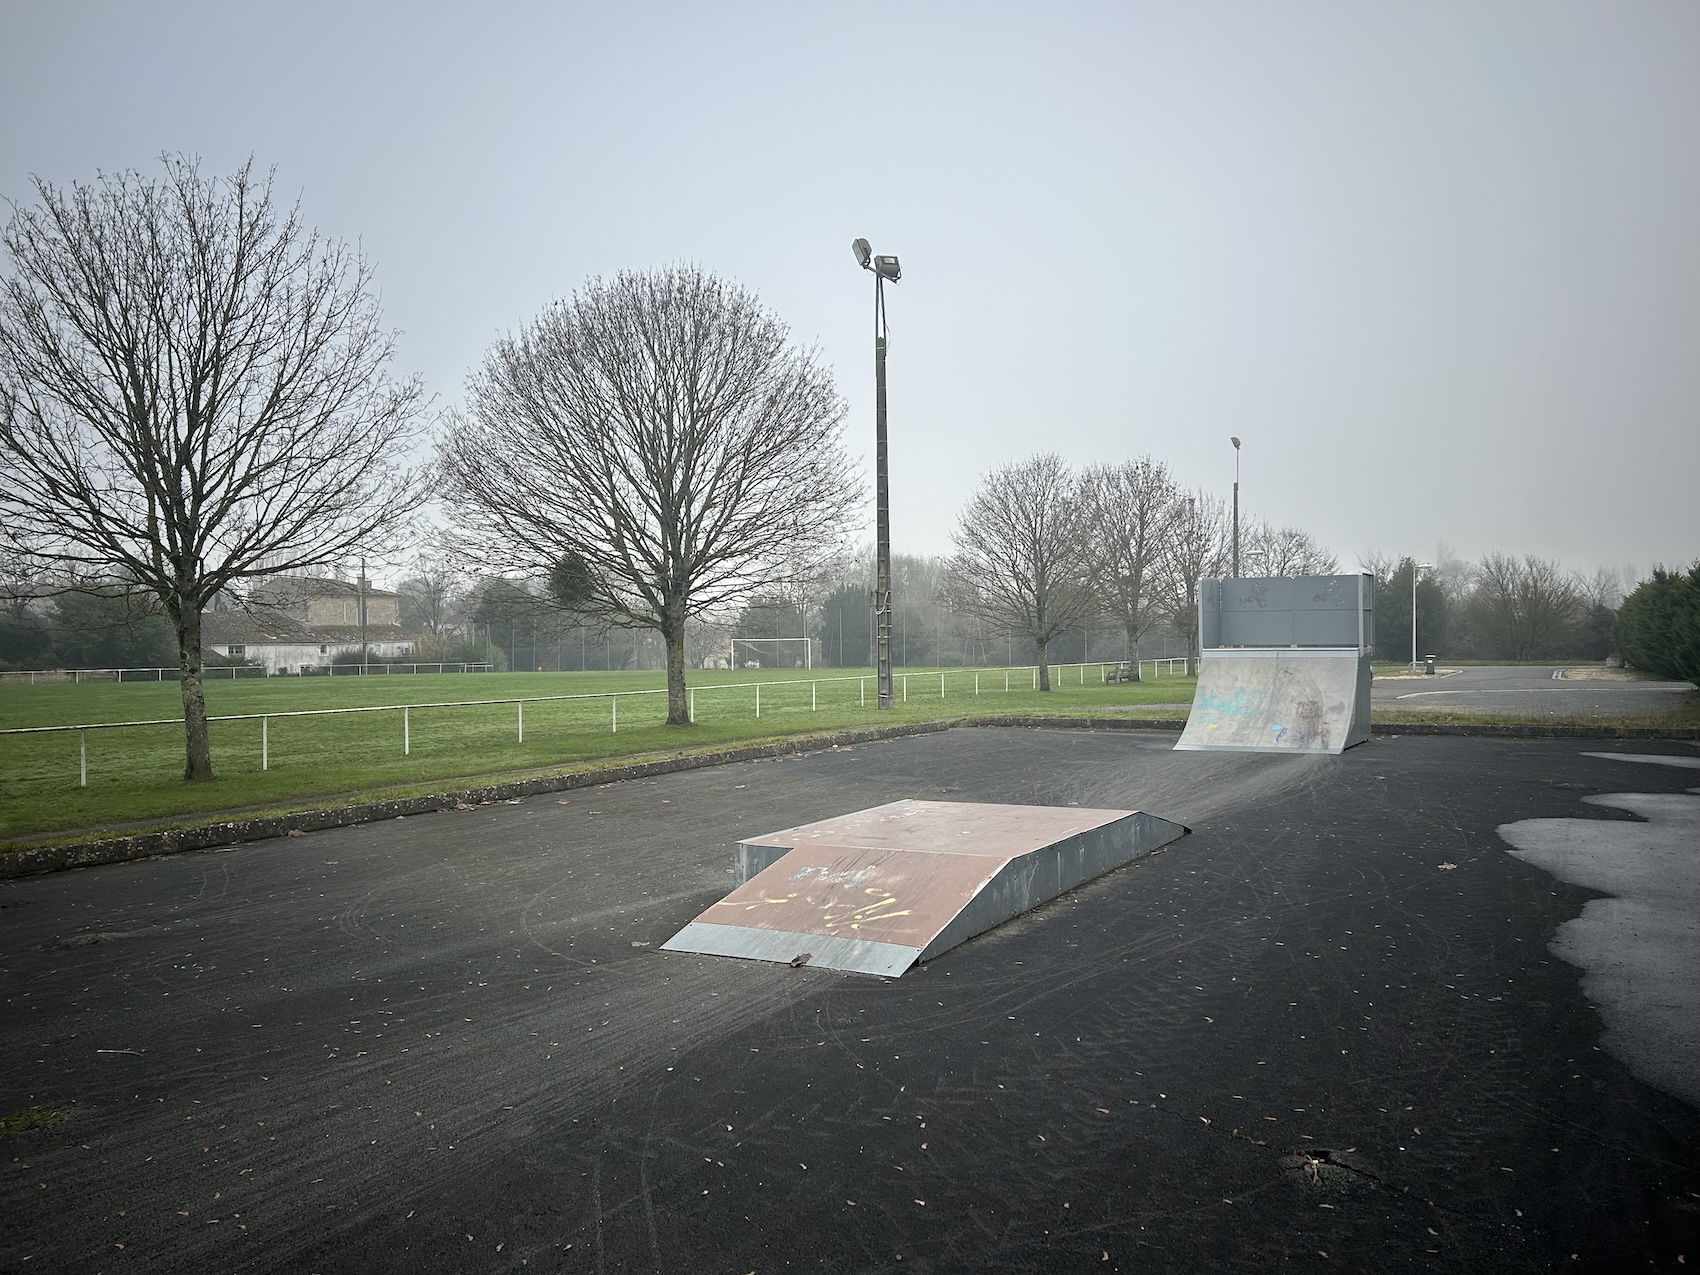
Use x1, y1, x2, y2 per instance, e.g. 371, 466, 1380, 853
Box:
2, 659, 1195, 787
0, 662, 495, 685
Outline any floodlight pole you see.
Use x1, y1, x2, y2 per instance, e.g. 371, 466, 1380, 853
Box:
873, 271, 893, 709
1230, 437, 1242, 578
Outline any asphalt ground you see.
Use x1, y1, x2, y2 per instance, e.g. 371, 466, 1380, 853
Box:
2, 727, 1697, 1274
1370, 664, 1696, 716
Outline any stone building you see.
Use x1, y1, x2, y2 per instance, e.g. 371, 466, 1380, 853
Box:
200, 576, 415, 675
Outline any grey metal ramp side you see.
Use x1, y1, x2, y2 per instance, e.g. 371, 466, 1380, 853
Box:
917, 810, 1188, 962
1175, 648, 1370, 754
660, 922, 918, 978
665, 802, 1190, 976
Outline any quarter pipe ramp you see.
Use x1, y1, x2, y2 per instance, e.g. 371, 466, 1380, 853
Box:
1175, 647, 1371, 754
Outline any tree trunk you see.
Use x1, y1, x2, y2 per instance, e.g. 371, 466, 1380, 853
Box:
174, 603, 216, 781
1036, 636, 1051, 691
663, 611, 690, 726
1125, 621, 1142, 680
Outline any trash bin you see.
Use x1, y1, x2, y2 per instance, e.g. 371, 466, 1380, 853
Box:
1424, 654, 1437, 675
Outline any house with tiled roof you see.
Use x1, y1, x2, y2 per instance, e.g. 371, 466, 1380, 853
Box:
201, 576, 415, 674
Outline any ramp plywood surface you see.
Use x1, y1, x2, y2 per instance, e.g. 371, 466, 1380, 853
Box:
664, 800, 1188, 976
1176, 648, 1370, 755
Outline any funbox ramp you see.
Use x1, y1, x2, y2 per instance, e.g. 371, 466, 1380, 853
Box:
662, 799, 1187, 977
1175, 647, 1371, 755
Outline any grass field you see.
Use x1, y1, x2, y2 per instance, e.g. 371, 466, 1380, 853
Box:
0, 664, 1196, 844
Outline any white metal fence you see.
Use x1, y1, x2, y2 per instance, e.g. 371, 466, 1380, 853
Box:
1, 658, 1194, 787
0, 662, 495, 685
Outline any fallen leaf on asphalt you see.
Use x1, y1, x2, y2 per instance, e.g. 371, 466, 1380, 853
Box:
630, 941, 649, 948
286, 829, 305, 837
1438, 862, 1458, 870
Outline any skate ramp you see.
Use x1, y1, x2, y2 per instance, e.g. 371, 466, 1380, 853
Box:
1176, 647, 1371, 754
662, 800, 1188, 977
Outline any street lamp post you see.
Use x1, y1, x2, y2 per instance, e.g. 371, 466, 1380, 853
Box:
853, 237, 901, 710
1230, 437, 1242, 578
1411, 562, 1435, 672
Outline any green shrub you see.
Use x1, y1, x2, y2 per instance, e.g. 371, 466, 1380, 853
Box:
1613, 563, 1700, 682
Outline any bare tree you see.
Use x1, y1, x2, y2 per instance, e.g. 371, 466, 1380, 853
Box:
1154, 490, 1229, 673
1433, 542, 1477, 608
0, 544, 47, 627
1467, 553, 1584, 660
0, 156, 426, 778
396, 551, 462, 636
944, 453, 1097, 691
1081, 456, 1175, 677
1244, 520, 1339, 577
437, 266, 858, 724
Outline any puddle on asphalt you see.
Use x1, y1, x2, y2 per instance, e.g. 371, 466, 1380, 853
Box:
1497, 761, 1700, 1109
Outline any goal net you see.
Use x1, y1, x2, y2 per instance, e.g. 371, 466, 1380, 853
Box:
730, 637, 813, 670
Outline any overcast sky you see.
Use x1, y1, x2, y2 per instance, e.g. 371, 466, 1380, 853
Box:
3, 2, 1696, 581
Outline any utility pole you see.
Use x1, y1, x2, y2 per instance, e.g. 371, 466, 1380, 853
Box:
358, 557, 368, 674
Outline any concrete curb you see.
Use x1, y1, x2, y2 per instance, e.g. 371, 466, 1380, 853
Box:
4, 715, 1695, 880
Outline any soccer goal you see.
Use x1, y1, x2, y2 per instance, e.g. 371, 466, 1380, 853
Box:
730, 637, 813, 669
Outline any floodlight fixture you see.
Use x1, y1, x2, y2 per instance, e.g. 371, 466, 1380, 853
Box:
851, 237, 872, 269
1231, 436, 1241, 449
873, 254, 901, 281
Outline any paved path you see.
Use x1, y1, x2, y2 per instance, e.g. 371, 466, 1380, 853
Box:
2, 727, 1697, 1272
1372, 664, 1694, 716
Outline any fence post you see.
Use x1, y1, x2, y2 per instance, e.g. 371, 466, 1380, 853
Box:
79, 730, 86, 788
689, 687, 695, 724
1033, 667, 1037, 690
403, 707, 409, 757
518, 700, 524, 743
263, 716, 269, 770
755, 683, 760, 719
612, 695, 617, 733
812, 681, 817, 711
975, 672, 980, 695
940, 672, 945, 699
860, 677, 865, 707
902, 675, 908, 702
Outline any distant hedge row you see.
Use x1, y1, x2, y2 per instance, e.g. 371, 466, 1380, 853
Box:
1613, 563, 1700, 683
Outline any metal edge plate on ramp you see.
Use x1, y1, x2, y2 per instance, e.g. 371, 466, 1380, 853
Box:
1175, 647, 1371, 755
663, 801, 1188, 977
